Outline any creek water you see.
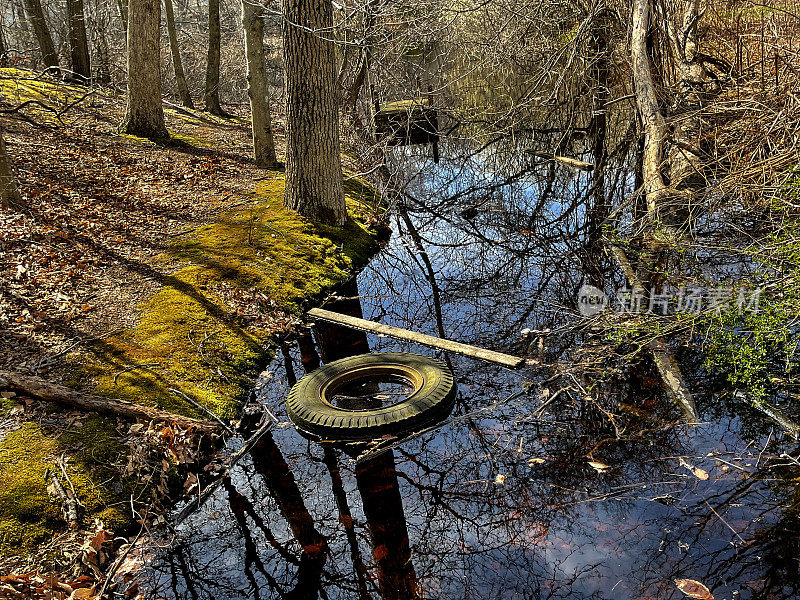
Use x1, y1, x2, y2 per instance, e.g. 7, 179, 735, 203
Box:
136, 142, 800, 600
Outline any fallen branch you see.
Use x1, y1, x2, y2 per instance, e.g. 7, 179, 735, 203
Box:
0, 370, 219, 432
46, 461, 83, 529
524, 149, 594, 171
607, 244, 699, 423
735, 391, 800, 439
174, 410, 278, 523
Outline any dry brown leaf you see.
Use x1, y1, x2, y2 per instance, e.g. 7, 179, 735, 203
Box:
69, 587, 96, 599
588, 460, 611, 473
674, 578, 714, 599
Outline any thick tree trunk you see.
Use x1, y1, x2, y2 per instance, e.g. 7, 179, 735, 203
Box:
0, 125, 23, 211
21, 0, 59, 70
164, 0, 194, 108
67, 0, 92, 81
665, 0, 712, 199
0, 370, 219, 432
631, 0, 667, 222
204, 0, 225, 115
122, 0, 169, 138
282, 0, 347, 226
242, 0, 277, 168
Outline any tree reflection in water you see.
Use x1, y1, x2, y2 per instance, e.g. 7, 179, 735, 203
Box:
138, 145, 800, 600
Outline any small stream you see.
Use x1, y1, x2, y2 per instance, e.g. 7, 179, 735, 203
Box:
136, 142, 800, 600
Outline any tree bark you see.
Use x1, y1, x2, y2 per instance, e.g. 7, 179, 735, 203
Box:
21, 0, 59, 70
164, 0, 194, 108
204, 0, 225, 115
0, 370, 219, 432
66, 0, 92, 81
664, 0, 712, 199
631, 0, 667, 222
282, 0, 347, 226
121, 0, 169, 139
0, 125, 24, 211
117, 0, 129, 31
0, 22, 9, 67
242, 0, 278, 168
92, 20, 112, 84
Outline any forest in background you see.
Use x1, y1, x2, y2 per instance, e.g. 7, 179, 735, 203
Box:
0, 0, 799, 596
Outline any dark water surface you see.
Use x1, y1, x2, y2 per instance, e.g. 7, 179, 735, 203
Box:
137, 145, 800, 600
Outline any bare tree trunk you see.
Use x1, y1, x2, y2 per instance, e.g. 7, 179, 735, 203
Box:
242, 0, 277, 168
204, 0, 225, 115
282, 0, 347, 226
21, 0, 59, 70
67, 0, 92, 81
117, 0, 129, 30
164, 0, 194, 108
631, 0, 667, 222
0, 20, 9, 67
664, 0, 713, 201
0, 125, 23, 211
92, 19, 112, 84
121, 0, 169, 139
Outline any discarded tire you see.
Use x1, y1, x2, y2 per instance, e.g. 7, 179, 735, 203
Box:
287, 352, 457, 441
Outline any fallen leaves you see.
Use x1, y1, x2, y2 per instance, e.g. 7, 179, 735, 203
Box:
674, 578, 714, 599
0, 571, 99, 600
587, 460, 611, 473
679, 458, 710, 480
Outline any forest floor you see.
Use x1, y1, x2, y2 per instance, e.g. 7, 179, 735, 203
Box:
0, 68, 382, 595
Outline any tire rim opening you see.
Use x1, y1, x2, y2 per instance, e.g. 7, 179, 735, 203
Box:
321, 366, 423, 411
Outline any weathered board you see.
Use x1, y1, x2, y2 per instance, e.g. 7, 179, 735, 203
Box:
307, 307, 526, 369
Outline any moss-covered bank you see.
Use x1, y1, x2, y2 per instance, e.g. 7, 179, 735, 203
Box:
0, 155, 381, 557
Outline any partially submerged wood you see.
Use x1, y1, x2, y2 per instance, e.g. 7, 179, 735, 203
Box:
740, 394, 800, 440
525, 150, 594, 171
607, 245, 699, 423
0, 370, 220, 432
648, 342, 698, 423
307, 307, 525, 369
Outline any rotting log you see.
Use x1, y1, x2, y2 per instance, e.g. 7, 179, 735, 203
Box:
606, 245, 699, 423
307, 308, 526, 369
0, 370, 220, 432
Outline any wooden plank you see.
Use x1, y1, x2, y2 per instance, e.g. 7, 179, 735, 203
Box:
307, 308, 526, 369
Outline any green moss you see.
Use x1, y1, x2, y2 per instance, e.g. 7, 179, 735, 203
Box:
703, 225, 800, 401
1, 98, 381, 558
0, 419, 129, 557
0, 68, 112, 124
0, 396, 20, 417
80, 172, 381, 421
